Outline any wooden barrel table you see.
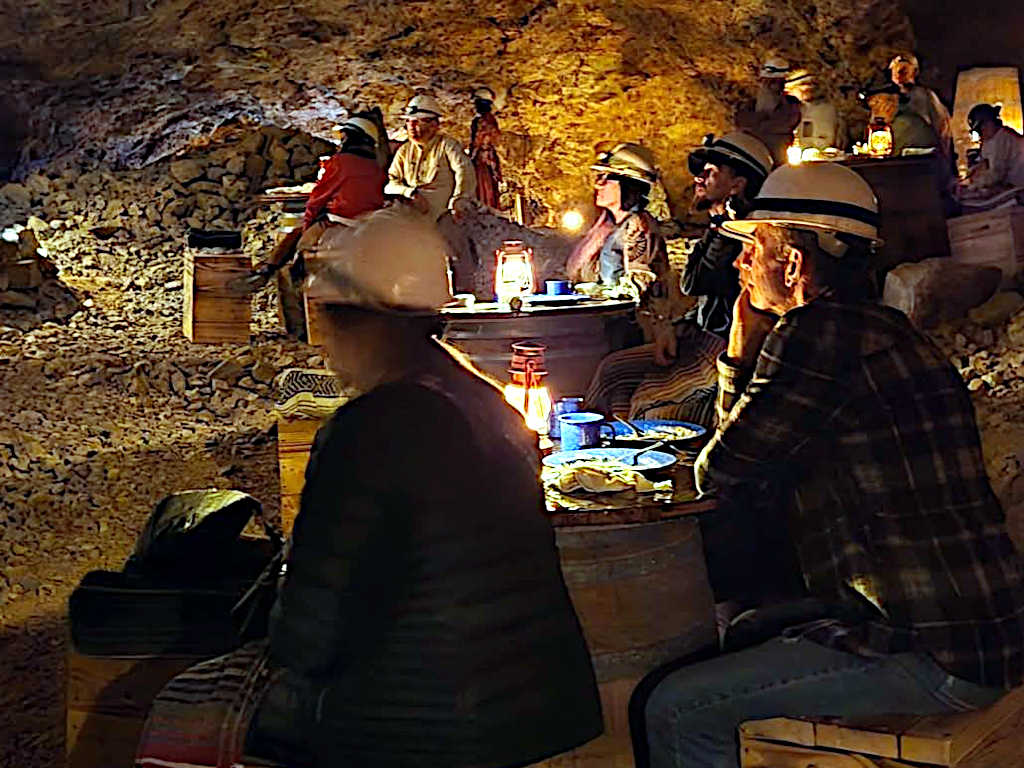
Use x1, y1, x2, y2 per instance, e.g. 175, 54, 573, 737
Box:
538, 512, 718, 767
441, 299, 637, 398
842, 156, 950, 283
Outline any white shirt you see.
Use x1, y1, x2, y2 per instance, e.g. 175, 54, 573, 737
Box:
385, 134, 476, 220
980, 125, 1024, 189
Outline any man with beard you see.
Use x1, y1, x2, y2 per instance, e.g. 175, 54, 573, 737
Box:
681, 132, 774, 340
639, 162, 1024, 768
386, 94, 476, 222
583, 133, 771, 427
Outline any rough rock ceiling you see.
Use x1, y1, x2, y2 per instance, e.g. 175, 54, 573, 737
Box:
2, 0, 913, 216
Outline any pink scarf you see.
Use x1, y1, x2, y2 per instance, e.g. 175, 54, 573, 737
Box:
566, 210, 616, 283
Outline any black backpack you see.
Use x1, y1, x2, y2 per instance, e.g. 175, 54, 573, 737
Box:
69, 489, 283, 657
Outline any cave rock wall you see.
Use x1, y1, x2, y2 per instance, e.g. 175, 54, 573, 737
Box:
3, 0, 913, 217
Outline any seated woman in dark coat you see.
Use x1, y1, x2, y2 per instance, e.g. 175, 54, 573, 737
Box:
248, 211, 603, 767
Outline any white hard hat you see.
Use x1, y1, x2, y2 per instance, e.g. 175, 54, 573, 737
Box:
759, 57, 791, 79
590, 142, 659, 184
307, 208, 453, 314
720, 163, 882, 247
404, 94, 443, 119
688, 131, 773, 182
472, 86, 496, 101
338, 116, 381, 146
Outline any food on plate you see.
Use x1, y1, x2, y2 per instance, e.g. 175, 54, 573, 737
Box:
643, 425, 701, 440
548, 457, 670, 494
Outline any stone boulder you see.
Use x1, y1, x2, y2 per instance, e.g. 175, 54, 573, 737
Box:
883, 259, 1003, 329
968, 292, 1024, 328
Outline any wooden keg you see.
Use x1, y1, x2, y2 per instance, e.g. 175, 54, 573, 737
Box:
442, 300, 636, 398
536, 517, 717, 767
844, 156, 950, 283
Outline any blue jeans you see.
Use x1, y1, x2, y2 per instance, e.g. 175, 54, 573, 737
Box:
643, 635, 1007, 768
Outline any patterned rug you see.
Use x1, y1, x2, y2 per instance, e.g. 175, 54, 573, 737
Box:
274, 368, 349, 420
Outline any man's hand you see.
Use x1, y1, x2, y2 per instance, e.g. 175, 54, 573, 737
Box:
409, 191, 431, 215
727, 288, 777, 369
450, 197, 473, 223
652, 320, 677, 367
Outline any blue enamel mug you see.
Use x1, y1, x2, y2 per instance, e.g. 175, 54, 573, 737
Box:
558, 412, 604, 451
550, 396, 584, 438
546, 279, 572, 296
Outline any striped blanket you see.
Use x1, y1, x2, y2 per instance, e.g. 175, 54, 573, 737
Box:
135, 640, 277, 768
585, 322, 726, 427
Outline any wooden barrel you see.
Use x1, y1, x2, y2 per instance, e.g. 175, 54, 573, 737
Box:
843, 156, 950, 280
442, 301, 636, 398
536, 517, 717, 767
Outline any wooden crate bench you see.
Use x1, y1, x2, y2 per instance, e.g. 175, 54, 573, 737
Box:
274, 368, 349, 534
67, 648, 203, 768
183, 249, 252, 343
739, 684, 1024, 767
947, 206, 1024, 290
277, 414, 324, 534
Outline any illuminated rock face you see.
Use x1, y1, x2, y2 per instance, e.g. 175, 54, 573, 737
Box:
3, 0, 912, 215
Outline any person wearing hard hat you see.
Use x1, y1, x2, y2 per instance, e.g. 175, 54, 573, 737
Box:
638, 162, 1024, 768
581, 140, 730, 427
249, 113, 387, 339
959, 103, 1024, 196
736, 57, 803, 167
301, 115, 387, 232
238, 212, 603, 767
888, 53, 953, 163
566, 142, 666, 290
386, 94, 476, 222
584, 132, 773, 429
469, 86, 503, 208
862, 83, 939, 156
681, 131, 774, 339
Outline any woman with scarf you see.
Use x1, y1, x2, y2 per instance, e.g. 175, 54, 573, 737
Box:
567, 143, 666, 294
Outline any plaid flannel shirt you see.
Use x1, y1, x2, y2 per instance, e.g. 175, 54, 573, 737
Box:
695, 299, 1024, 688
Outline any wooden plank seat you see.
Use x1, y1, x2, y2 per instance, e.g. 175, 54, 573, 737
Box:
273, 368, 348, 534
67, 648, 204, 768
739, 685, 1024, 767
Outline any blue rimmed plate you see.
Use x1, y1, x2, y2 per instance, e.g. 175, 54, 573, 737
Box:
603, 419, 706, 446
542, 447, 677, 471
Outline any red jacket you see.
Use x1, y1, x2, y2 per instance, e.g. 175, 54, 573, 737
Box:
304, 152, 386, 228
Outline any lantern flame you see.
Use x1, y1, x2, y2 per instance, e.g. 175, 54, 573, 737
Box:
504, 383, 553, 434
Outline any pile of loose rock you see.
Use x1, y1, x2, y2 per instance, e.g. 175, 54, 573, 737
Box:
0, 124, 342, 767
928, 293, 1024, 547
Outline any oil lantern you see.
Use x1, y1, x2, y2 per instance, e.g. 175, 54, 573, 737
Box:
494, 240, 536, 305
503, 341, 552, 435
867, 118, 894, 157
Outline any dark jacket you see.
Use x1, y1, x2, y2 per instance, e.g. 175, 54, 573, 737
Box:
252, 358, 602, 767
681, 213, 742, 338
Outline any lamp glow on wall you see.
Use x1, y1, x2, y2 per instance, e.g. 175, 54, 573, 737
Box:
494, 240, 536, 304
503, 341, 552, 435
561, 209, 585, 232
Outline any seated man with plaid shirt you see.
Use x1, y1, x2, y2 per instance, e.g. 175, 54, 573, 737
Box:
640, 163, 1024, 768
